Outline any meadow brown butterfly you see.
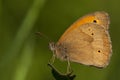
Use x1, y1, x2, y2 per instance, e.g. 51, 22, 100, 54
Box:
49, 11, 112, 68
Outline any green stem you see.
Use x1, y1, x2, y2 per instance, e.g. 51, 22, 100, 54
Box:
13, 40, 34, 80
1, 0, 46, 66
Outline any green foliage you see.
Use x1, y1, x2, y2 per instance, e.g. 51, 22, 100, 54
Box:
0, 0, 120, 80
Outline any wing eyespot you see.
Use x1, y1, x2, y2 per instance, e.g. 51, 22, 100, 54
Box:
93, 20, 97, 23
91, 33, 94, 35
97, 50, 101, 53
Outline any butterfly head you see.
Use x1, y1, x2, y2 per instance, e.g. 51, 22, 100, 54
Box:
49, 42, 56, 53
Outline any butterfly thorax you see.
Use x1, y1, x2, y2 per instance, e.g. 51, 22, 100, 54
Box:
49, 42, 68, 60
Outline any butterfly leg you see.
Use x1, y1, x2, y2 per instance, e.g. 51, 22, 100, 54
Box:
67, 57, 73, 74
48, 63, 76, 80
49, 53, 56, 64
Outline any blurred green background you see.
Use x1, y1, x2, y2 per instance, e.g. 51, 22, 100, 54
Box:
0, 0, 120, 80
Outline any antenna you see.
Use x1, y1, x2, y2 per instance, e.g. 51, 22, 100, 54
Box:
35, 32, 52, 42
